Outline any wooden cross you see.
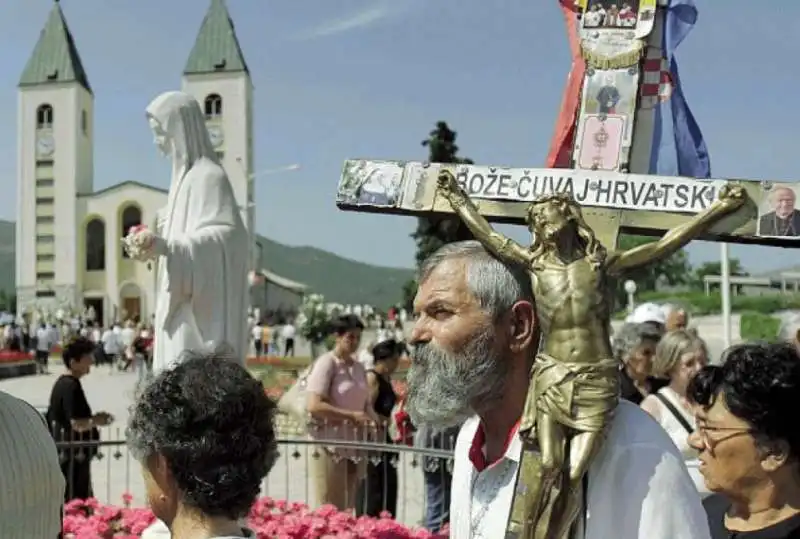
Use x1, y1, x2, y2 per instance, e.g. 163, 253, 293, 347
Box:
336, 159, 800, 251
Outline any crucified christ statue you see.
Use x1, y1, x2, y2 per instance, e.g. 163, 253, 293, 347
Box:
436, 169, 745, 539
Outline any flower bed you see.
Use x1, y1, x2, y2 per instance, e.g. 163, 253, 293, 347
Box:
0, 350, 33, 364
63, 496, 449, 538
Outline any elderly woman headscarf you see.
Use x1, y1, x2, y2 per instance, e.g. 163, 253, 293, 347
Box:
612, 322, 666, 404
127, 348, 278, 539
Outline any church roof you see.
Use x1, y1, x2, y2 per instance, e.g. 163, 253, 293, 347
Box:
78, 181, 167, 198
19, 2, 91, 93
184, 0, 249, 76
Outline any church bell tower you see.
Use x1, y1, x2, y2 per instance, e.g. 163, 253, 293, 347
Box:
181, 0, 255, 269
17, 1, 94, 311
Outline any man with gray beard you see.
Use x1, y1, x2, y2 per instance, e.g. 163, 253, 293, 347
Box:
406, 241, 710, 539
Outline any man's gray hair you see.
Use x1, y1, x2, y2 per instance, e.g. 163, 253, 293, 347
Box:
419, 240, 534, 320
611, 321, 663, 363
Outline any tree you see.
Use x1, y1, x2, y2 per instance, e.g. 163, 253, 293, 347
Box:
0, 291, 16, 313
610, 235, 692, 308
411, 121, 475, 267
404, 122, 475, 308
692, 259, 748, 292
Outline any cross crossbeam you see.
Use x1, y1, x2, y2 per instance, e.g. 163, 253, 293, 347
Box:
337, 159, 800, 250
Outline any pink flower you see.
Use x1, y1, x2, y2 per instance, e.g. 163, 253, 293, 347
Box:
62, 495, 449, 538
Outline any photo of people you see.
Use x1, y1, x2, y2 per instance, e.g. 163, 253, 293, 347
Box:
583, 0, 640, 29
757, 184, 800, 238
338, 161, 404, 208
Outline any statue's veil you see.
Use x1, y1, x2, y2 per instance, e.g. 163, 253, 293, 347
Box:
146, 91, 220, 181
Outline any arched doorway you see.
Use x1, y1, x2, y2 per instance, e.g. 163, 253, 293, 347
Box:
119, 282, 142, 323
120, 205, 142, 259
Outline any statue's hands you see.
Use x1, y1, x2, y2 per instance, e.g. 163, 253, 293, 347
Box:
716, 183, 747, 211
436, 170, 460, 197
122, 225, 165, 261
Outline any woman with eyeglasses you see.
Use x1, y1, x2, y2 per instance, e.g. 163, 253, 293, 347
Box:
687, 342, 800, 539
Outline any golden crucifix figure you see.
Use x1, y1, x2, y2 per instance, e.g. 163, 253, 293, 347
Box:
436, 170, 745, 539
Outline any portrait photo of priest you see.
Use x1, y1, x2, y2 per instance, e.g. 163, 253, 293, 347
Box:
757, 184, 800, 238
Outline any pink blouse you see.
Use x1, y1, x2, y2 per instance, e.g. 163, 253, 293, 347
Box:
305, 351, 369, 449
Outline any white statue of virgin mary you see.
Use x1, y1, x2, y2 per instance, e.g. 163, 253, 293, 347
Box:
128, 91, 249, 375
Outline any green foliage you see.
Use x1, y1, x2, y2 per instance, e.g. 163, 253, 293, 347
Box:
0, 290, 16, 312
740, 311, 782, 342
692, 259, 749, 292
296, 294, 331, 345
610, 235, 692, 309
614, 291, 800, 317
401, 279, 418, 312
411, 122, 475, 268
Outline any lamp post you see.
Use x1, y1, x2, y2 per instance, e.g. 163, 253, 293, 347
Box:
624, 280, 637, 314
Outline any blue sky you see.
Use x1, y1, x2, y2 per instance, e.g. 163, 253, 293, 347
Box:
0, 0, 797, 273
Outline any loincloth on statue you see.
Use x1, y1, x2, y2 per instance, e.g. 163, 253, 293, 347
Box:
523, 353, 619, 434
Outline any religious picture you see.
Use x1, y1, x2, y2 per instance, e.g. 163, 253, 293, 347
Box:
757, 184, 800, 238
583, 0, 639, 29
337, 160, 405, 208
581, 69, 638, 118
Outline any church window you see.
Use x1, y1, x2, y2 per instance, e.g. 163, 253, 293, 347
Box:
36, 104, 53, 129
36, 290, 56, 298
85, 218, 106, 271
81, 110, 88, 135
120, 205, 142, 259
204, 94, 223, 119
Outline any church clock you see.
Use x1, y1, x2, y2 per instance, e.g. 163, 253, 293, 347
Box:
36, 134, 55, 157
207, 125, 224, 148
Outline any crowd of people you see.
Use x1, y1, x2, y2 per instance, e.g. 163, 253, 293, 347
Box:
1, 241, 800, 538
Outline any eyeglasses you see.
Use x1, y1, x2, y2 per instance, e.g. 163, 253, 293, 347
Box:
695, 423, 754, 451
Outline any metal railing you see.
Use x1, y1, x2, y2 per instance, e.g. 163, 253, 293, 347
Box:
54, 414, 456, 529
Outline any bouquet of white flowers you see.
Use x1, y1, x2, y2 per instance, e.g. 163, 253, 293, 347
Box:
121, 224, 156, 261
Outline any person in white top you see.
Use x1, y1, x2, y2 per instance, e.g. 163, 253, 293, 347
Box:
35, 323, 53, 374
641, 329, 710, 497
101, 326, 121, 370
280, 322, 296, 357
0, 391, 65, 539
405, 241, 710, 539
251, 323, 263, 357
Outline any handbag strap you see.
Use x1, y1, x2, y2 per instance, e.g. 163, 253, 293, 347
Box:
654, 392, 694, 434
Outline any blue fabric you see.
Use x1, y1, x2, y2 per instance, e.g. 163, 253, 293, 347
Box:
424, 468, 452, 532
649, 0, 711, 179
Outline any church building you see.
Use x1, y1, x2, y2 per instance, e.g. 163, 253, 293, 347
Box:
15, 0, 303, 325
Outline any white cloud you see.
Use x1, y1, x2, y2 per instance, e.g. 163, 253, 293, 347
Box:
294, 3, 401, 40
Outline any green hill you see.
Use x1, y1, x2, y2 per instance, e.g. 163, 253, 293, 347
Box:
0, 220, 413, 308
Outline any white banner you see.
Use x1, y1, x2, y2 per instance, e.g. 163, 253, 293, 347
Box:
446, 164, 728, 214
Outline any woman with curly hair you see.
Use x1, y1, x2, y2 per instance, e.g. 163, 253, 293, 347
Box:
127, 348, 278, 539
689, 343, 800, 538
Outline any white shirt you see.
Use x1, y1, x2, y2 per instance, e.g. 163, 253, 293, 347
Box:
102, 329, 120, 354
0, 391, 65, 539
450, 401, 710, 539
35, 327, 52, 352
120, 327, 137, 348
281, 324, 296, 339
646, 388, 710, 498
251, 325, 262, 341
